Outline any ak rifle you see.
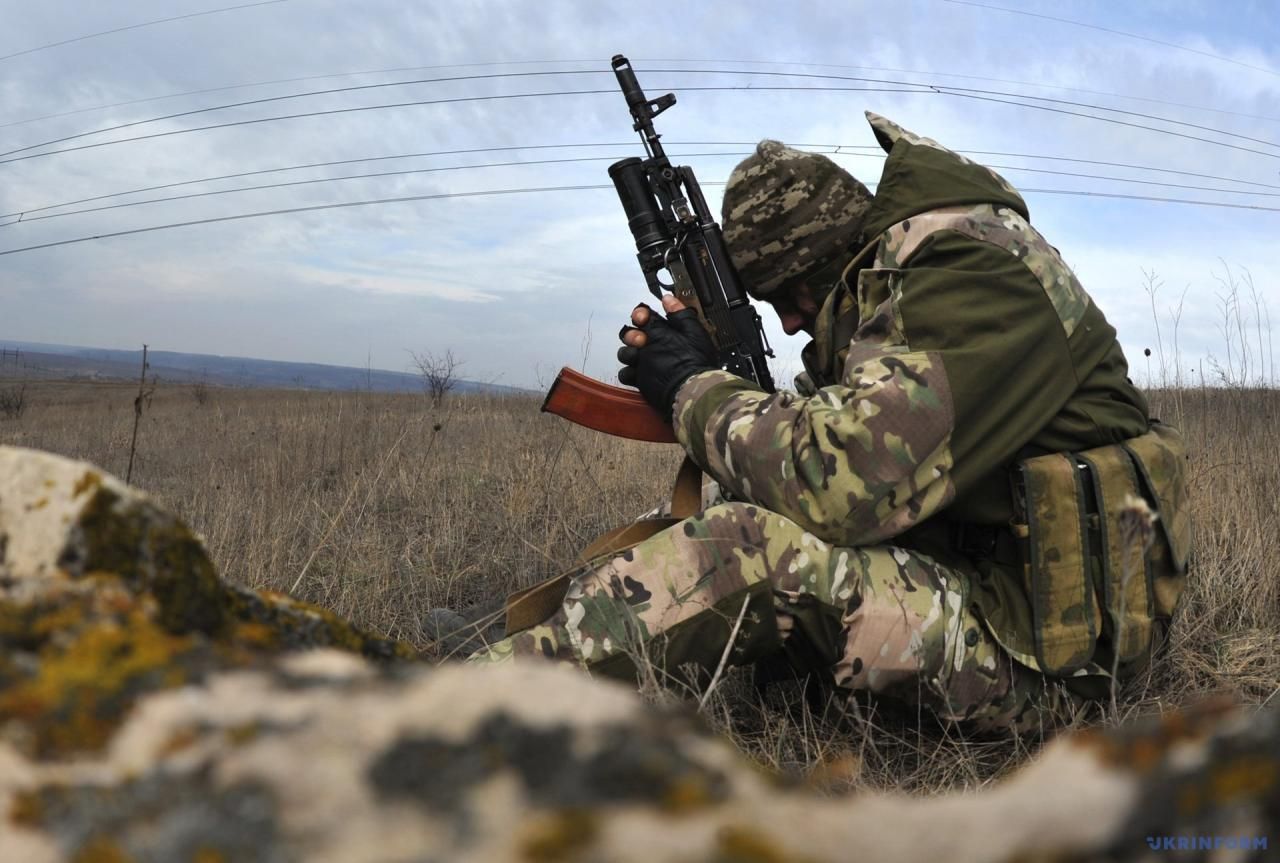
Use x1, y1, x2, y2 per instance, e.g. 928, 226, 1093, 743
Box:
542, 55, 776, 442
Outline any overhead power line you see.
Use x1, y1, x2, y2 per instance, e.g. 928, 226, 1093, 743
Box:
0, 0, 292, 63
0, 85, 939, 167
7, 138, 1279, 224
0, 70, 613, 158
0, 143, 644, 219
3, 181, 1278, 258
8, 146, 1280, 229
0, 152, 748, 225
645, 58, 1280, 126
0, 60, 598, 130
0, 185, 614, 254
8, 55, 1278, 133
0, 144, 640, 219
942, 0, 1280, 79
8, 66, 1280, 163
0, 88, 616, 165
5, 70, 1279, 175
939, 90, 1280, 160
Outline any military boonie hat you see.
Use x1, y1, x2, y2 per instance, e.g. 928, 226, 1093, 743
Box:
721, 140, 872, 299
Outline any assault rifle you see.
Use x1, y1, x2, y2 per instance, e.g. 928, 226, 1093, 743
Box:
541, 55, 776, 442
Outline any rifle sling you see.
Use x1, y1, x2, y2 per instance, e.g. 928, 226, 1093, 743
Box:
503, 455, 703, 636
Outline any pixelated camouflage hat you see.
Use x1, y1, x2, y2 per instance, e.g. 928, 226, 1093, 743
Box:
721, 140, 872, 299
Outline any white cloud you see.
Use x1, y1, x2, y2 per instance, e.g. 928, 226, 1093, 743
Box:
1, 0, 1278, 388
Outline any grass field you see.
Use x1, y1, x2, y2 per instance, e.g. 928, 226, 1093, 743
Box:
1, 373, 1275, 792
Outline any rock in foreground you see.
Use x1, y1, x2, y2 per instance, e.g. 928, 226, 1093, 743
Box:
0, 445, 1275, 862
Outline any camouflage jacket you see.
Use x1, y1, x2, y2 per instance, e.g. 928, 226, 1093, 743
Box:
672, 113, 1162, 671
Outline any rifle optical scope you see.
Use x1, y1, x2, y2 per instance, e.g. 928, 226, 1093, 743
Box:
609, 157, 670, 253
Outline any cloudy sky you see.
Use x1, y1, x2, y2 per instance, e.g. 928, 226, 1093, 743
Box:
3, 0, 1279, 389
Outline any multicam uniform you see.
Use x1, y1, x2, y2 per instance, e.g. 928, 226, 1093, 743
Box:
473, 114, 1190, 733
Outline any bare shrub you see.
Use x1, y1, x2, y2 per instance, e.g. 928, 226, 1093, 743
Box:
0, 384, 27, 420
409, 349, 463, 409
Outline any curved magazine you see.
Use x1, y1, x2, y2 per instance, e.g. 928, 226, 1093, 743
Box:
541, 366, 677, 444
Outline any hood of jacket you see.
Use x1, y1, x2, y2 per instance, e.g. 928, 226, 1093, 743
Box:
856, 112, 1029, 244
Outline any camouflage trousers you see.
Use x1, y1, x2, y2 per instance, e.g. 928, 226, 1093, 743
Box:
469, 501, 1080, 734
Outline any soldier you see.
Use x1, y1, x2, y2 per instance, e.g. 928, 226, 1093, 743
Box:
470, 113, 1190, 734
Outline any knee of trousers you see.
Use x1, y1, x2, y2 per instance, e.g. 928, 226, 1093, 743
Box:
830, 547, 1011, 714
559, 501, 786, 680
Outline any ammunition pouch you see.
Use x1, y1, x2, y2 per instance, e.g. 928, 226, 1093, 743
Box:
1013, 422, 1190, 675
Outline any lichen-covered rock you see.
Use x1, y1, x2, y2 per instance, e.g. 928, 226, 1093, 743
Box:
4, 658, 1278, 863
0, 446, 415, 760
1, 445, 1277, 862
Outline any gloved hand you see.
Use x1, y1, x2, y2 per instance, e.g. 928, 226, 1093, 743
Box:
617, 294, 718, 421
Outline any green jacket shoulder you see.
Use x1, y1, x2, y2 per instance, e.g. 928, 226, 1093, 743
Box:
675, 112, 1148, 542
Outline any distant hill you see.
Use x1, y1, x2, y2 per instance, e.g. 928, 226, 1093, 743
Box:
0, 340, 534, 397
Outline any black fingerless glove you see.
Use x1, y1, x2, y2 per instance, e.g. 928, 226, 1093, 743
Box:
618, 307, 718, 421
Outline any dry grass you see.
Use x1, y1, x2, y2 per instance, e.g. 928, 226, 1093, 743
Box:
1, 375, 1276, 794
0, 380, 683, 638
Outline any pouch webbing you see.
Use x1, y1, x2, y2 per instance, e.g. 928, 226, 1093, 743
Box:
1021, 452, 1098, 674
1078, 445, 1153, 664
1122, 423, 1191, 620
1122, 423, 1191, 574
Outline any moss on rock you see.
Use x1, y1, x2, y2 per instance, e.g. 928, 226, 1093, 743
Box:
0, 581, 229, 758
0, 447, 419, 761
225, 585, 416, 661
70, 486, 231, 637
